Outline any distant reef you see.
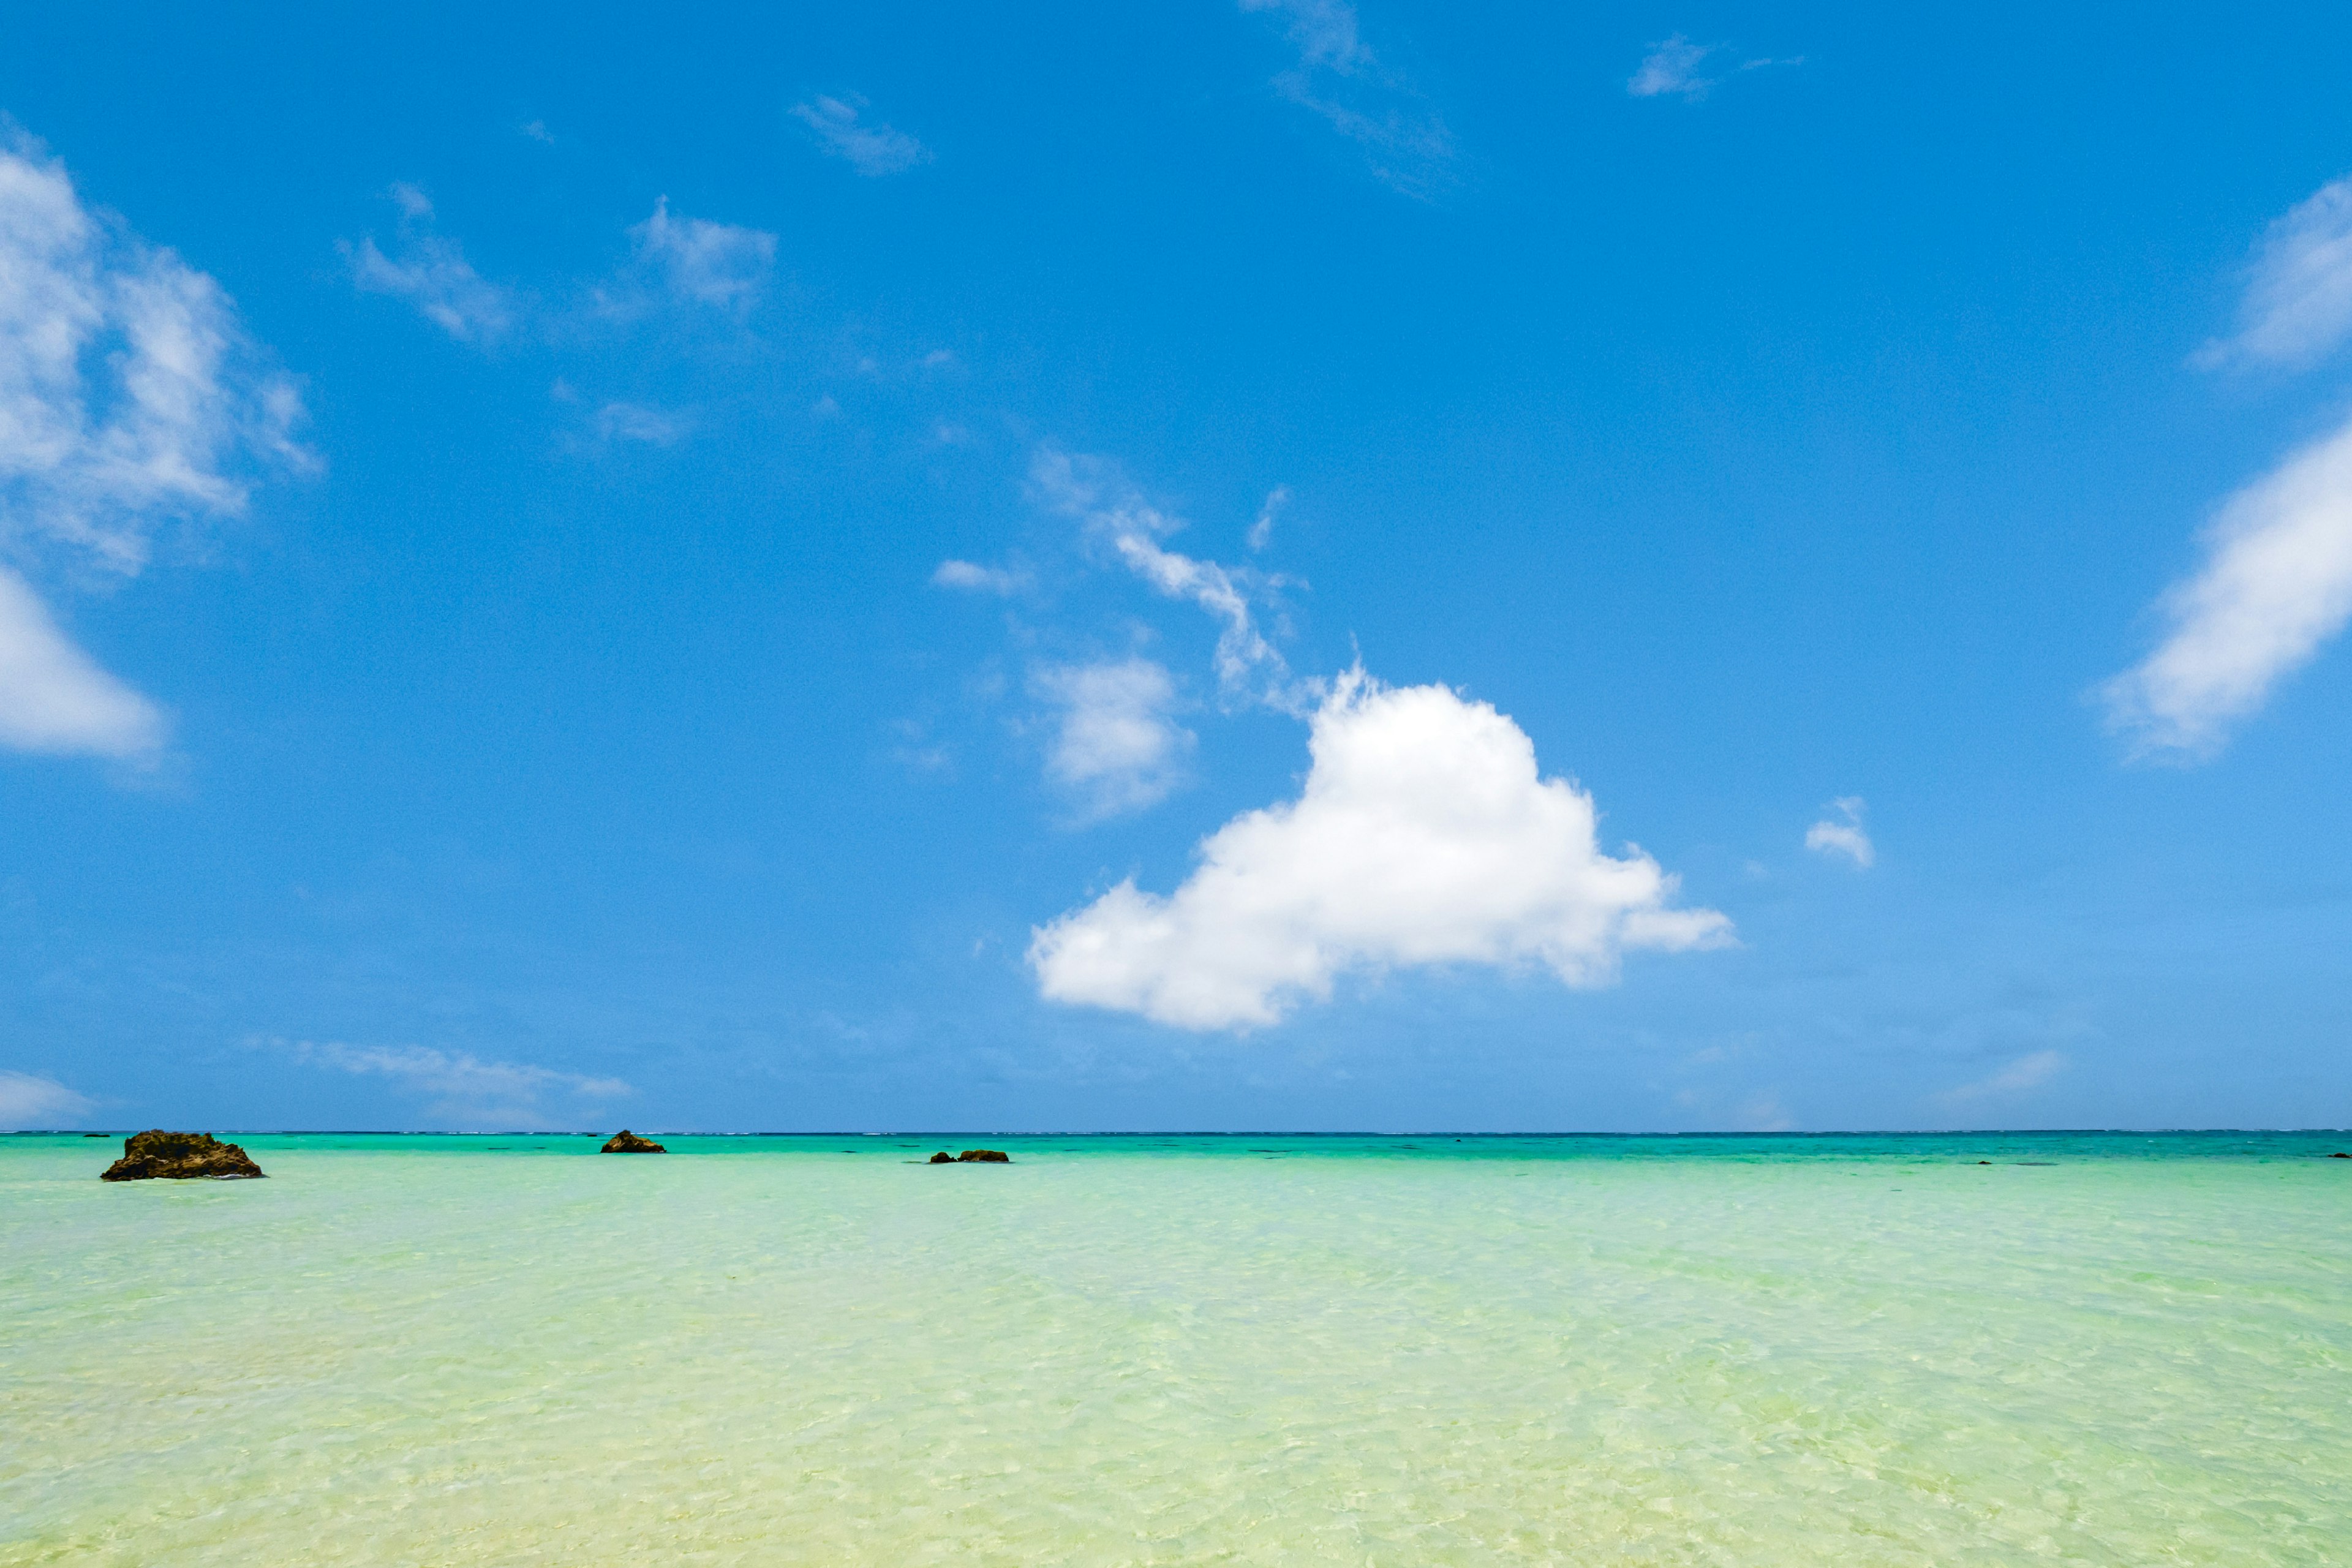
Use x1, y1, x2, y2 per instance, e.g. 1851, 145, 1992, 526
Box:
929, 1148, 1009, 1163
100, 1131, 266, 1182
601, 1130, 666, 1153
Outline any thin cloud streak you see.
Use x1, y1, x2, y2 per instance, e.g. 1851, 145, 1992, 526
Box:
2101, 411, 2352, 761
1028, 446, 1317, 712
282, 1040, 631, 1129
2197, 175, 2352, 371
1238, 0, 1454, 199
343, 185, 514, 341
0, 567, 164, 758
791, 96, 931, 176
0, 1069, 94, 1128
1627, 36, 1803, 101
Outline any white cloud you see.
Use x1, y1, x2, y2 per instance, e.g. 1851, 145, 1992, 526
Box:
2, 136, 311, 574
1804, 796, 1874, 867
1627, 36, 1798, 100
932, 559, 1024, 594
1030, 446, 1314, 710
791, 96, 932, 177
0, 133, 308, 762
2100, 411, 2352, 760
343, 185, 514, 341
1241, 0, 1374, 72
1032, 657, 1193, 819
0, 1068, 93, 1128
1629, 35, 1717, 98
521, 119, 556, 145
592, 401, 692, 445
1248, 484, 1289, 551
1238, 0, 1453, 199
2198, 175, 2352, 370
628, 198, 776, 311
1031, 671, 1731, 1029
0, 566, 164, 758
285, 1040, 631, 1129
1935, 1049, 2065, 1107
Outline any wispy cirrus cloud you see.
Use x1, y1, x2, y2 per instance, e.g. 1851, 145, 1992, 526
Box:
1627, 35, 1801, 101
791, 96, 931, 177
591, 401, 693, 445
343, 183, 516, 342
1247, 485, 1290, 551
281, 1039, 631, 1129
0, 568, 163, 758
1028, 445, 1316, 712
626, 198, 776, 311
1238, 0, 1454, 199
0, 1068, 93, 1128
2196, 175, 2352, 371
2100, 412, 2352, 761
1, 132, 312, 763
1934, 1049, 2065, 1108
349, 188, 775, 339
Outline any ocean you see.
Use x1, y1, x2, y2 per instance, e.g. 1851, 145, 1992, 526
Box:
4, 1131, 2347, 1564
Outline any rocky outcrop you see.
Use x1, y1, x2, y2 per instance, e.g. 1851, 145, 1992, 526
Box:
100, 1131, 265, 1182
957, 1149, 1010, 1163
601, 1130, 666, 1153
928, 1152, 955, 1163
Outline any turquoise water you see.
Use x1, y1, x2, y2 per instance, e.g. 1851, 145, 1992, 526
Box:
4, 1132, 2348, 1564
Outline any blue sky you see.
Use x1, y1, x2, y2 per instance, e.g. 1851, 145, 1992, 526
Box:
4, 1, 2350, 1133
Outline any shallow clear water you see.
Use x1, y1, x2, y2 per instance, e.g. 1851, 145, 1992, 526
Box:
4, 1131, 2348, 1565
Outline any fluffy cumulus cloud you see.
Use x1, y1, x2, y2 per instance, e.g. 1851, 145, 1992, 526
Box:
1032, 657, 1193, 818
284, 1040, 630, 1129
1804, 796, 1874, 867
791, 96, 931, 176
0, 1068, 93, 1128
2198, 175, 2352, 370
628, 198, 776, 310
0, 134, 309, 761
1031, 672, 1732, 1029
2100, 411, 2352, 760
343, 183, 514, 341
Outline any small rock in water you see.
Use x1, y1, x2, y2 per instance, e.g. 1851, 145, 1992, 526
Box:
957, 1149, 1010, 1163
601, 1130, 666, 1154
82, 1133, 107, 1138
100, 1131, 265, 1182
2332, 1152, 2349, 1158
928, 1152, 955, 1163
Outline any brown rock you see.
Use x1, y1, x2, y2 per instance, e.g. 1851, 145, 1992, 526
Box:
928, 1152, 955, 1163
100, 1131, 265, 1182
601, 1130, 666, 1153
957, 1149, 1010, 1163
